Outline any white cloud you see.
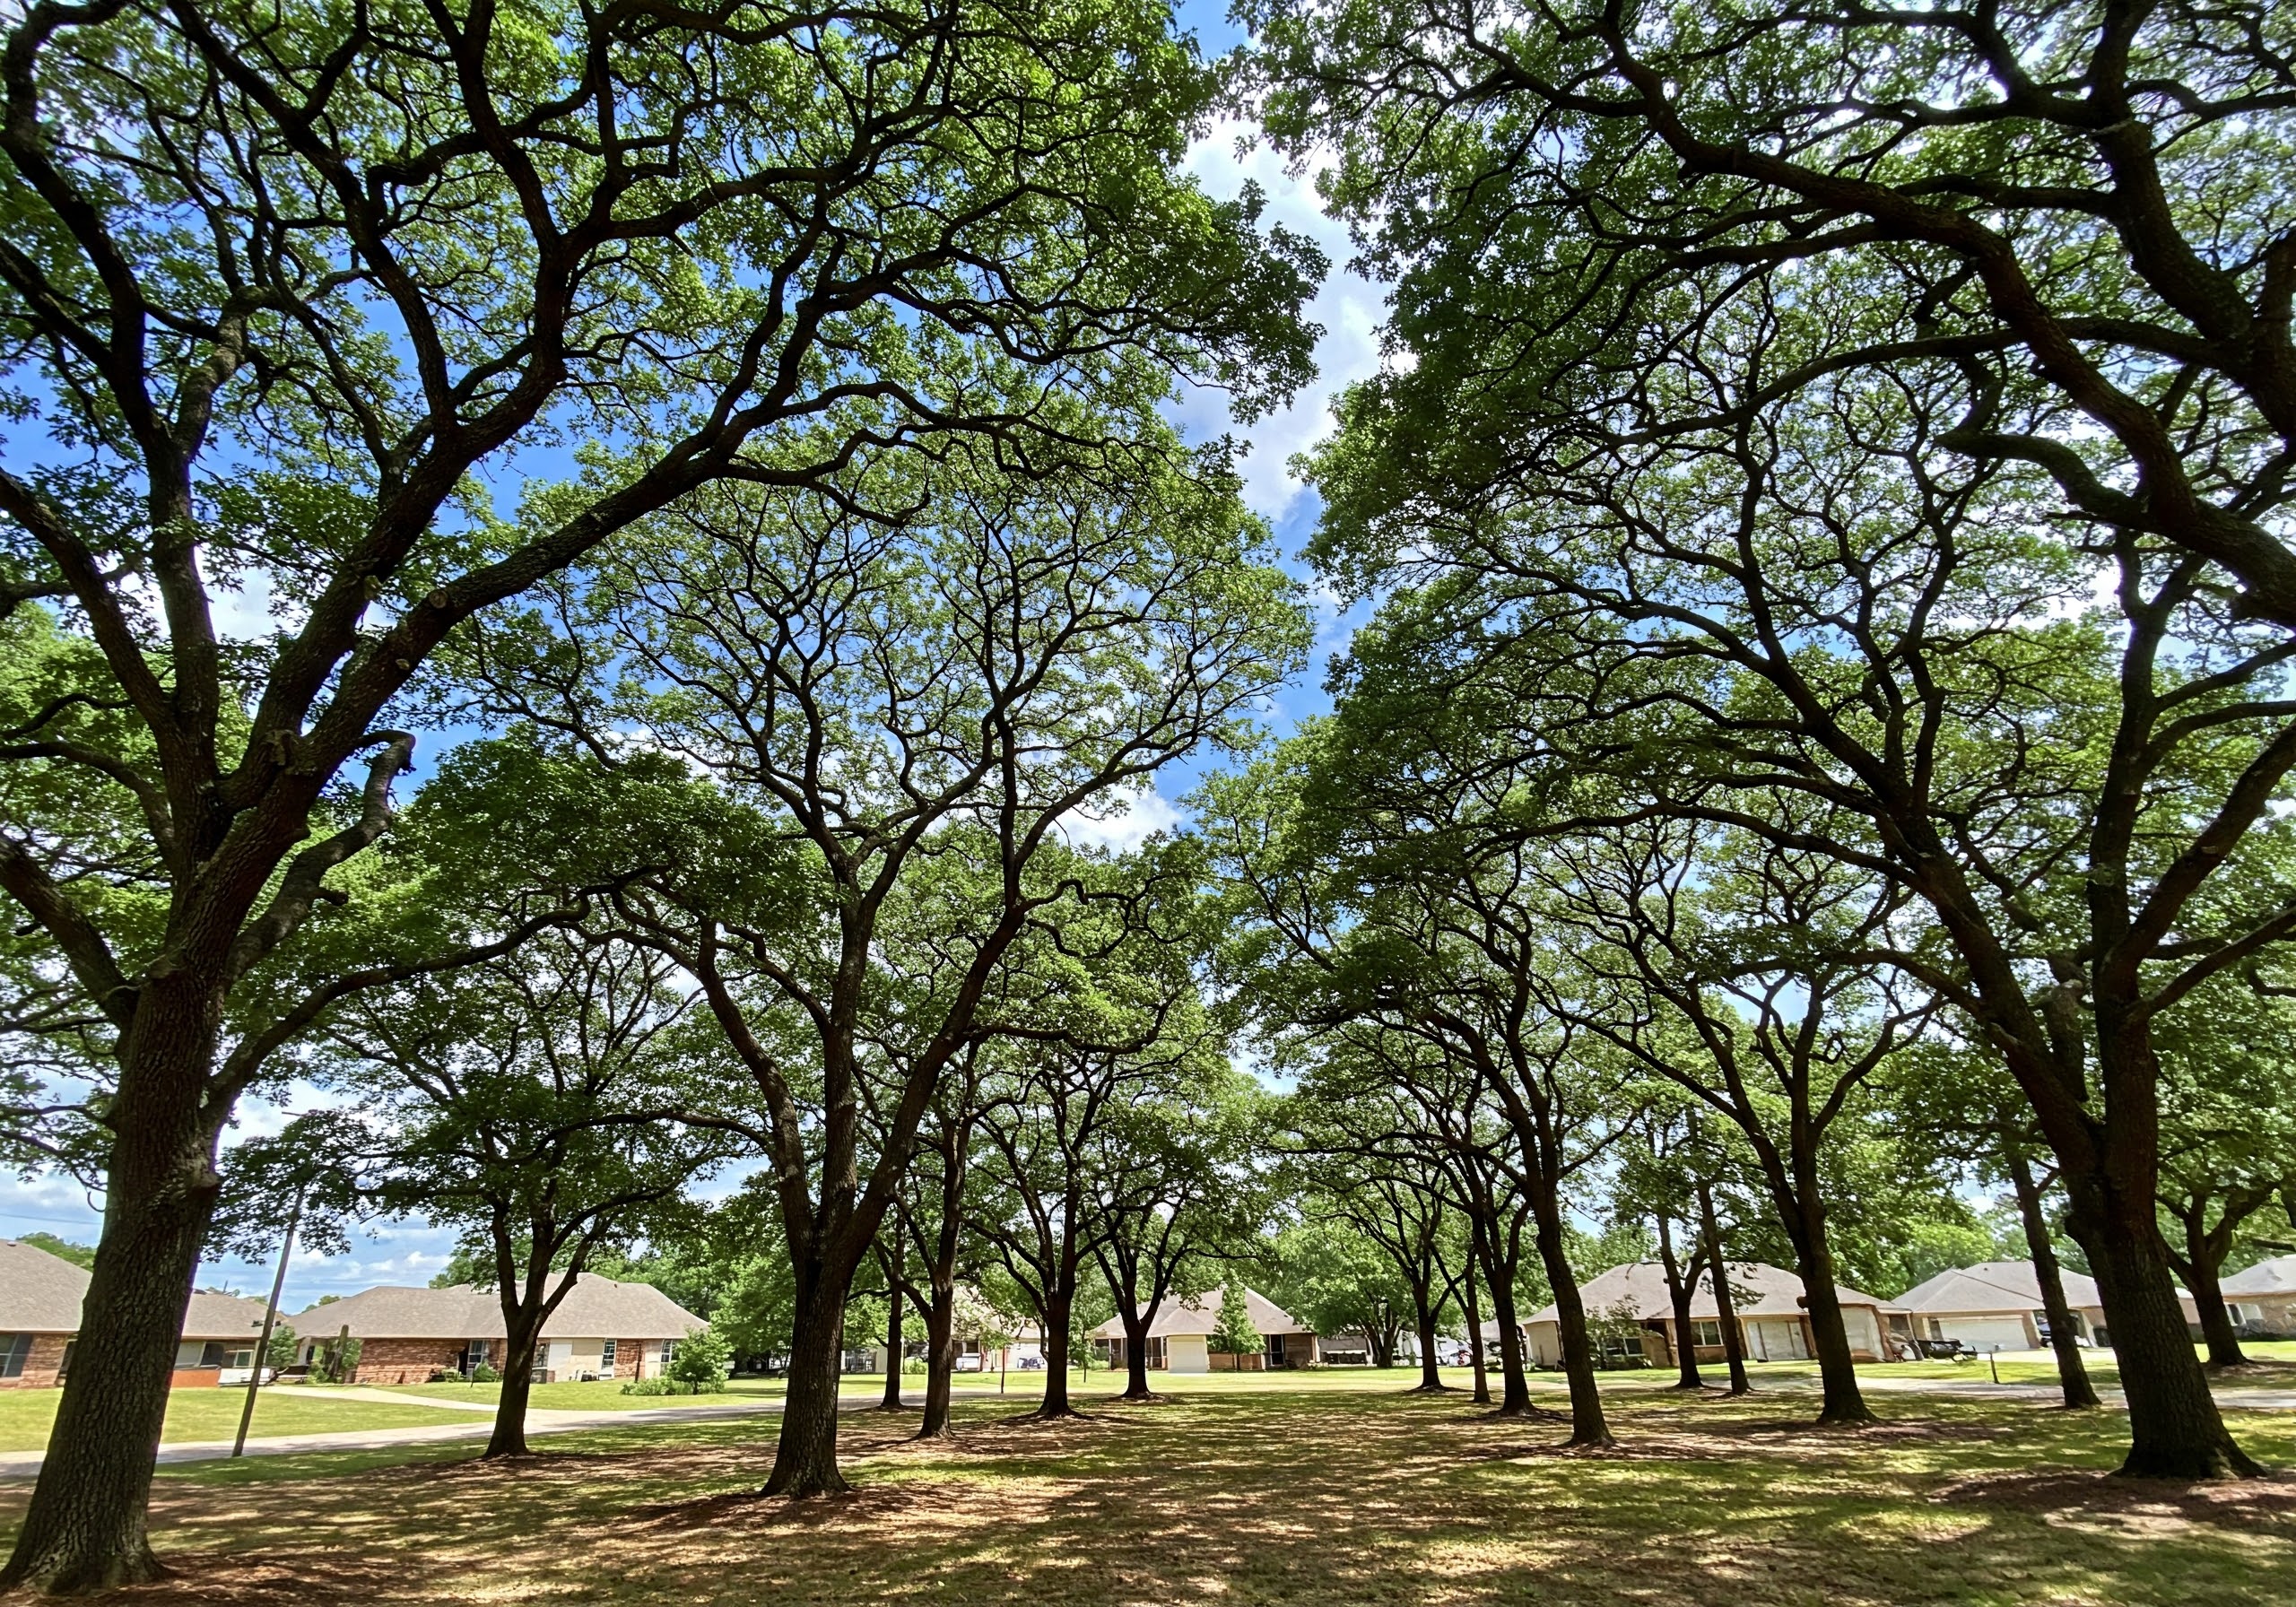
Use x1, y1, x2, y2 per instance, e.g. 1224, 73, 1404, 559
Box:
1173, 120, 1387, 526
1057, 785, 1187, 853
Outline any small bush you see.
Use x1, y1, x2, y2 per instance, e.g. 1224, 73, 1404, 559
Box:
470, 1363, 500, 1384
902, 1357, 928, 1375
434, 1368, 464, 1384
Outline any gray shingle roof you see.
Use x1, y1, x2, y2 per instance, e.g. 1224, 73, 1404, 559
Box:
0, 1240, 274, 1338
2222, 1255, 2296, 1297
1893, 1260, 2104, 1313
289, 1274, 702, 1341
1524, 1260, 1900, 1327
1084, 1286, 1308, 1342
0, 1238, 90, 1332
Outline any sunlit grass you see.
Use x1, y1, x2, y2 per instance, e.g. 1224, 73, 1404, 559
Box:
4, 1370, 2290, 1603
0, 1386, 484, 1454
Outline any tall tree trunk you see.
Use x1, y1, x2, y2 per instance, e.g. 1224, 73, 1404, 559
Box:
1118, 1301, 1155, 1401
1479, 1228, 1535, 1417
1369, 1322, 1396, 1368
918, 1281, 958, 1440
1529, 1185, 1613, 1446
2180, 1225, 2248, 1370
2063, 1149, 2257, 1478
1457, 1242, 1491, 1404
763, 1258, 852, 1496
1034, 1282, 1077, 1419
1656, 1215, 1702, 1390
2, 995, 222, 1593
1777, 1173, 1873, 1426
488, 1327, 541, 1458
2004, 1137, 2100, 1408
1698, 1180, 1749, 1397
878, 1290, 906, 1410
1410, 1281, 1445, 1391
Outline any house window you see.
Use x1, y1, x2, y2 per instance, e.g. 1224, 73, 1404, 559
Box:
661, 1340, 679, 1363
601, 1339, 616, 1368
197, 1342, 229, 1368
1145, 1335, 1167, 1369
1265, 1333, 1284, 1364
0, 1334, 31, 1379
1691, 1320, 1725, 1349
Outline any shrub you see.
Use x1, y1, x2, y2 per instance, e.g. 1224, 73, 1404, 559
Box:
620, 1377, 675, 1396
470, 1362, 500, 1384
665, 1327, 732, 1394
902, 1356, 928, 1375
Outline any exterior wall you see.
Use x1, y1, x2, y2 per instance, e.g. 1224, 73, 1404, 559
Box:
1526, 1320, 1561, 1368
346, 1337, 463, 1385
1839, 1304, 1887, 1361
1207, 1351, 1264, 1371
0, 1333, 73, 1389
1165, 1333, 1210, 1374
1270, 1332, 1316, 1368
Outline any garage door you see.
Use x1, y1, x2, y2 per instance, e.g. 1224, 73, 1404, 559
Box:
1937, 1316, 2031, 1352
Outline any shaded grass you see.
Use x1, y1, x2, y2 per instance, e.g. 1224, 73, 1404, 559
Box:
0, 1389, 483, 1455
4, 1371, 2292, 1603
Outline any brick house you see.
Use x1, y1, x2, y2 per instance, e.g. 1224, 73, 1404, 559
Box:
290, 1275, 705, 1385
2, 1238, 276, 1389
1519, 1261, 1909, 1369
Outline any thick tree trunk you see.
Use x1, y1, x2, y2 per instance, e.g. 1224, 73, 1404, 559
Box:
2, 995, 222, 1594
487, 1316, 544, 1458
878, 1291, 906, 1410
2177, 1213, 2249, 1369
1118, 1302, 1155, 1401
1657, 1216, 1702, 1391
1033, 1283, 1077, 1419
2004, 1139, 2100, 1408
763, 1262, 852, 1496
1698, 1181, 1750, 1396
1411, 1282, 1445, 1391
2065, 1162, 2257, 1478
1777, 1182, 1873, 1426
1529, 1188, 1613, 1446
918, 1282, 958, 1439
1480, 1232, 1535, 1417
1369, 1323, 1396, 1368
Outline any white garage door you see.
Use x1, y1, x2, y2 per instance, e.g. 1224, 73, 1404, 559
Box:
1938, 1316, 2031, 1352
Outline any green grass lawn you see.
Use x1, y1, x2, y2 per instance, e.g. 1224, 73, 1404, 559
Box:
1733, 1339, 2296, 1393
0, 1386, 489, 1454
4, 1369, 2291, 1604
385, 1370, 1062, 1412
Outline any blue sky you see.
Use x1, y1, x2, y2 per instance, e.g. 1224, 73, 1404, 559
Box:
0, 2, 1389, 1307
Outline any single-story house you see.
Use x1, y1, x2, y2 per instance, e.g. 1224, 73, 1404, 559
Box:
1895, 1259, 2205, 1350
2222, 1255, 2296, 1335
1087, 1288, 1318, 1373
290, 1274, 704, 1385
1521, 1261, 1908, 1368
1894, 1260, 2108, 1351
2, 1238, 278, 1389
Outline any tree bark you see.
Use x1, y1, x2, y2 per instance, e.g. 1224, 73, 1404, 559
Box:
2064, 1156, 2258, 1478
763, 1262, 852, 1496
2180, 1228, 2248, 1370
1, 995, 222, 1593
918, 1281, 959, 1439
1777, 1178, 1873, 1426
1529, 1183, 1613, 1446
1453, 1234, 1491, 1404
2004, 1137, 2100, 1408
878, 1290, 906, 1410
1477, 1220, 1535, 1417
1656, 1215, 1703, 1390
1410, 1281, 1445, 1391
1117, 1301, 1156, 1401
488, 1329, 540, 1458
1698, 1180, 1750, 1396
1033, 1283, 1077, 1419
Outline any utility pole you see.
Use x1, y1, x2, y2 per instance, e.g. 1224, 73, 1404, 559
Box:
232, 1187, 305, 1458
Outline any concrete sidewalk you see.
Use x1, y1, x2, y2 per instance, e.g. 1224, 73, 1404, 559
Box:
0, 1384, 1031, 1480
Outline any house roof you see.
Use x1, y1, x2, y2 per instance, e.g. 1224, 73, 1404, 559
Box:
0, 1239, 91, 1332
289, 1274, 702, 1342
1894, 1260, 2103, 1315
1524, 1261, 1900, 1327
2222, 1255, 2296, 1297
1, 1239, 275, 1339
184, 1290, 274, 1341
1084, 1286, 1309, 1342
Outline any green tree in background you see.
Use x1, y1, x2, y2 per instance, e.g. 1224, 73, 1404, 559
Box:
1211, 1281, 1261, 1370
